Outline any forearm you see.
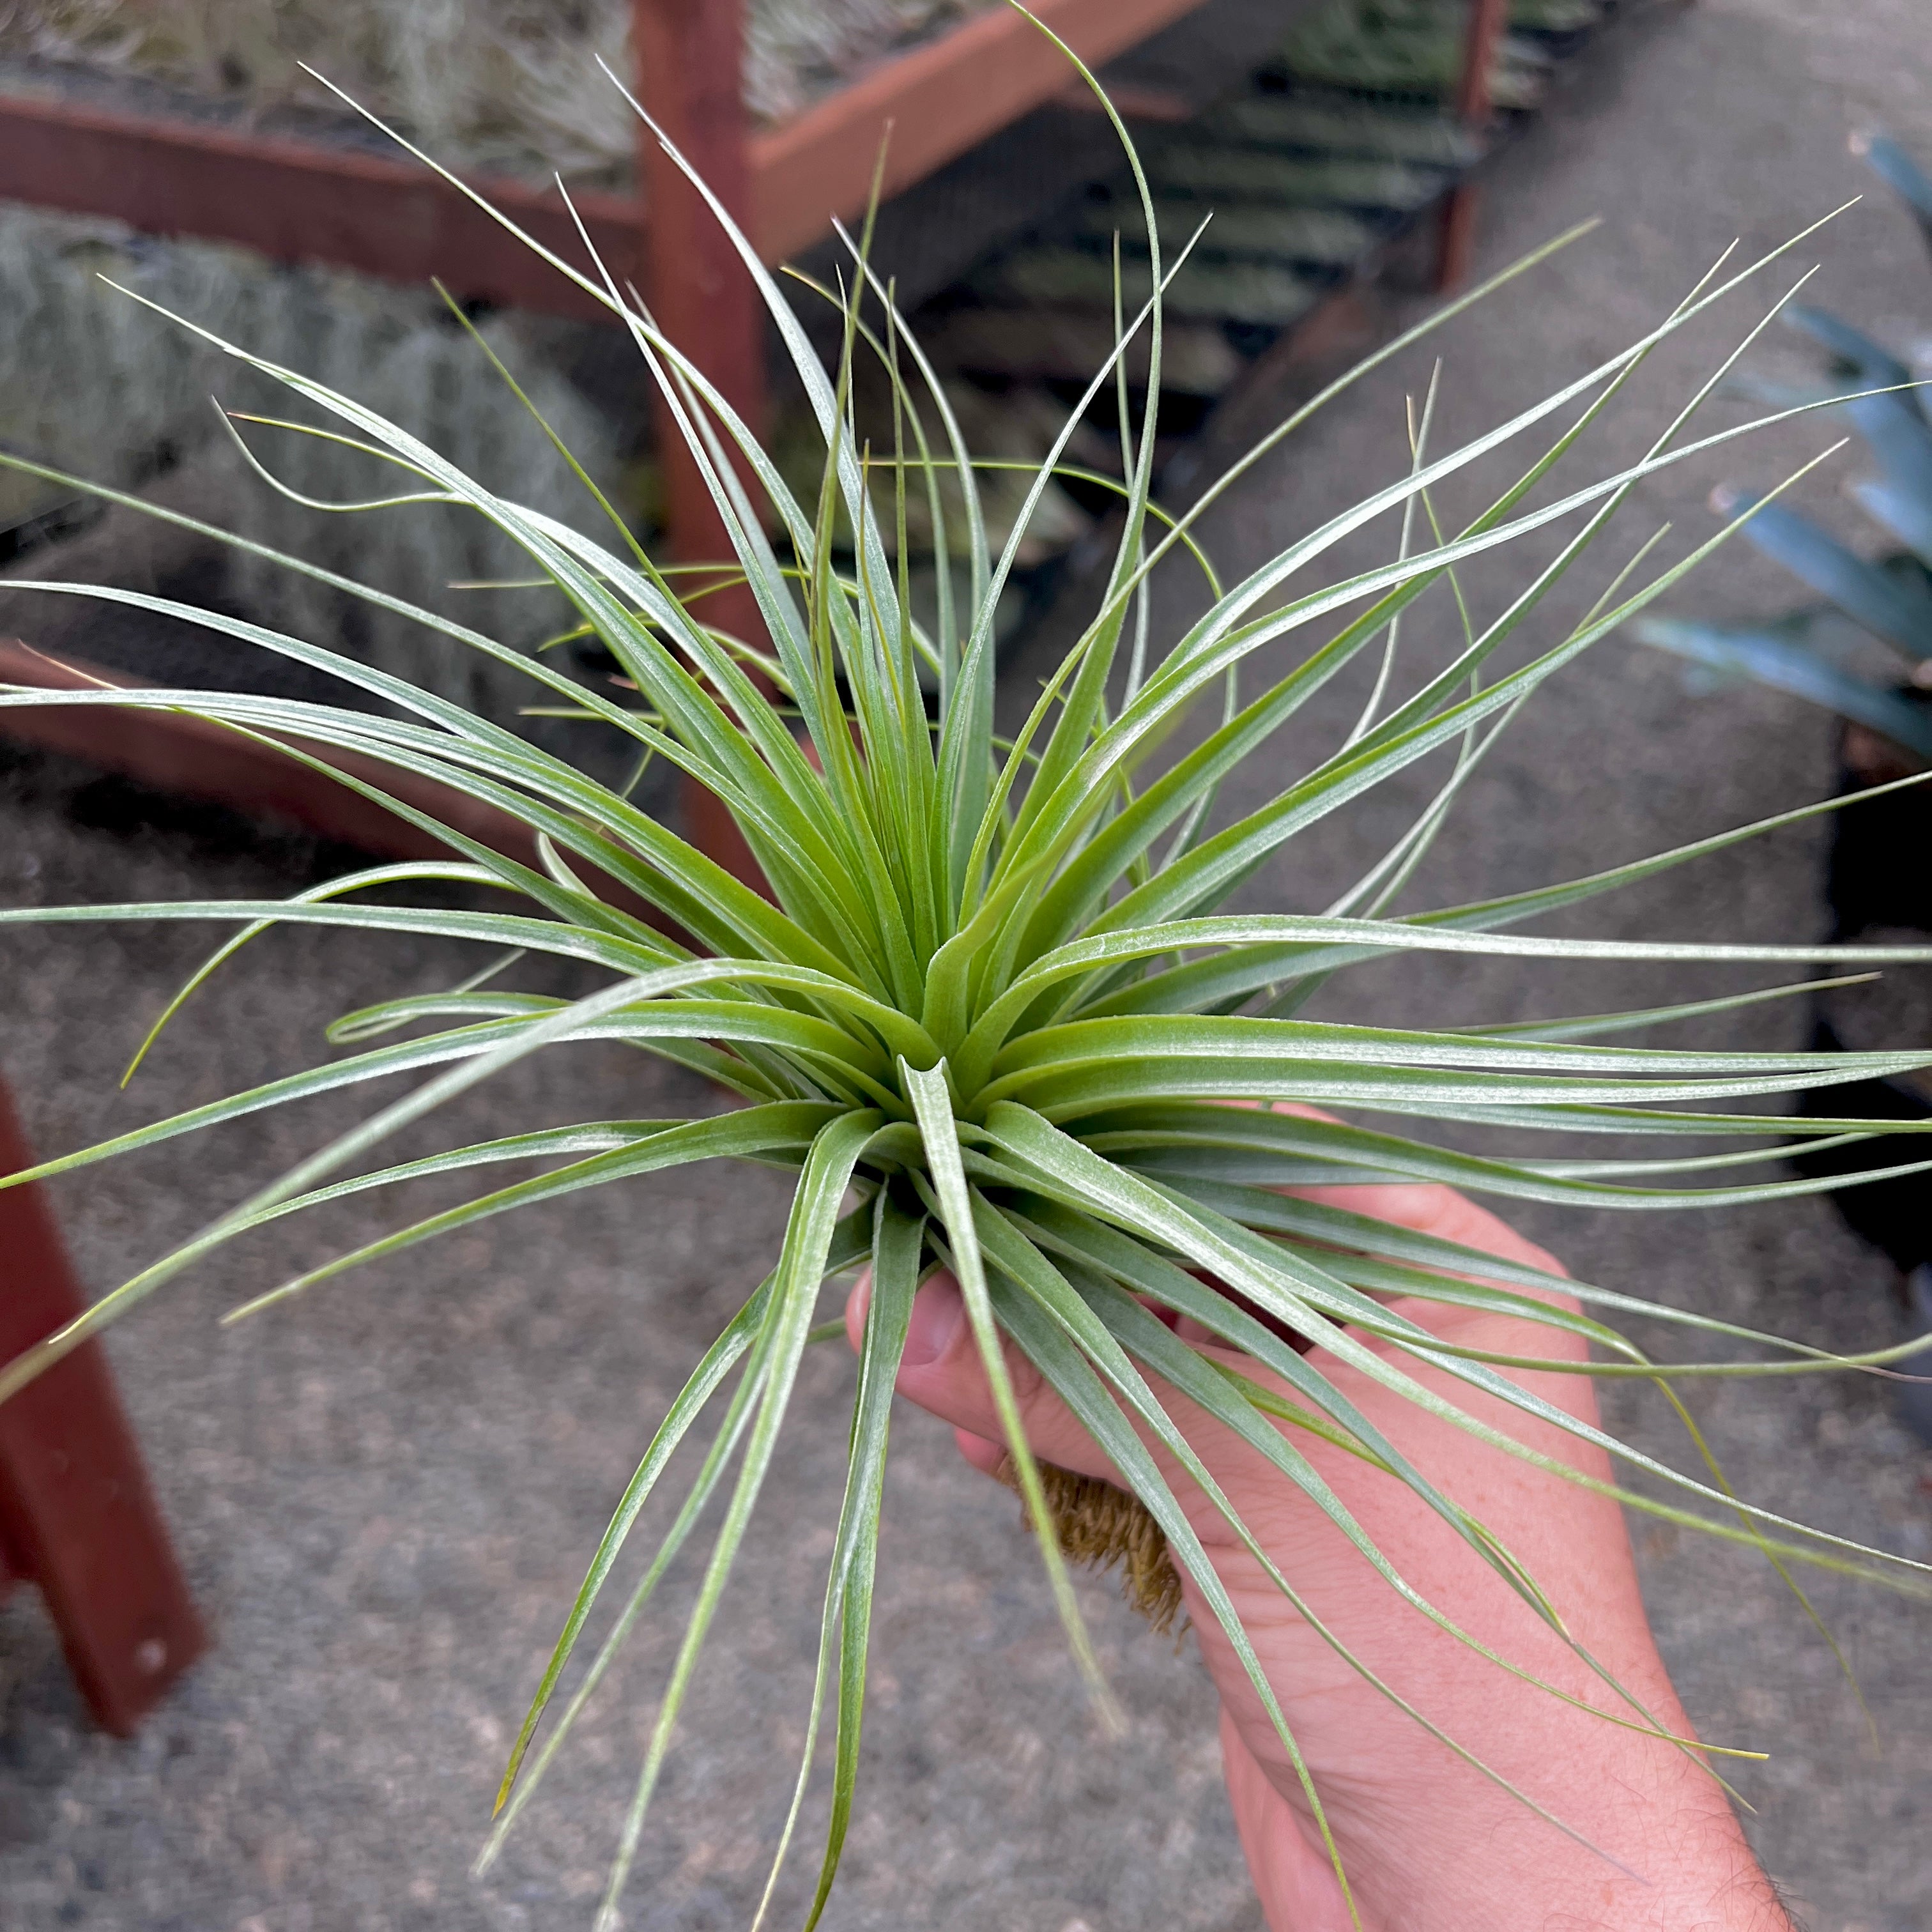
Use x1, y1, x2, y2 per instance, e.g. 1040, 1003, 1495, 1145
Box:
1183, 1370, 1791, 1932
856, 1182, 1802, 1932
1222, 1636, 1793, 1932
1366, 1775, 1791, 1932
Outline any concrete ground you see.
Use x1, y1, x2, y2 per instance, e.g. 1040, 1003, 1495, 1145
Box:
4, 1, 1932, 1928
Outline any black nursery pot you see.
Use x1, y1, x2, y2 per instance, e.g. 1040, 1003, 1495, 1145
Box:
1794, 1013, 1932, 1273
1821, 713, 1932, 939
1793, 714, 1932, 1274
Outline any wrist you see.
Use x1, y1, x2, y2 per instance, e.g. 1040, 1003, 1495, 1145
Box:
1307, 1749, 1791, 1932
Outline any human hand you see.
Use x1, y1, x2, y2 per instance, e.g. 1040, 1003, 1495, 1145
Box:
845, 1174, 1791, 1932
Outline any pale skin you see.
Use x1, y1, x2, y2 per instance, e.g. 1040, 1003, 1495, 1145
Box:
844, 1174, 1795, 1932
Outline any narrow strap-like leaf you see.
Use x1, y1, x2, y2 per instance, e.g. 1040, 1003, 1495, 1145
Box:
901, 1058, 1118, 1725
595, 1111, 884, 1928
222, 1103, 843, 1322
794, 1192, 925, 1930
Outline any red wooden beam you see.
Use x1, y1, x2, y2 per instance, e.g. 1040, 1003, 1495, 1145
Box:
0, 0, 1220, 305
1434, 0, 1514, 291
634, 0, 765, 559
0, 92, 639, 322
0, 638, 677, 926
0, 1075, 207, 1735
1453, 0, 1514, 125
747, 0, 1220, 261
633, 0, 772, 895
0, 638, 549, 861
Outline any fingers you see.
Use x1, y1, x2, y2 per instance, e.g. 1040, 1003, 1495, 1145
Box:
953, 1427, 1006, 1476
1267, 1100, 1565, 1279
837, 1139, 1569, 1499
1286, 1176, 1567, 1279
845, 1269, 1116, 1482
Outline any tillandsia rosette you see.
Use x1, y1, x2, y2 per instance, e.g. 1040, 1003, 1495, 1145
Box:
6, 33, 1932, 1932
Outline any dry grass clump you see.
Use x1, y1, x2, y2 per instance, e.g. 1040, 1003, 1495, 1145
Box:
1279, 0, 1562, 109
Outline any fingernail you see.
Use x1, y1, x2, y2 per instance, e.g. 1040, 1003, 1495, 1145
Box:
901, 1277, 965, 1368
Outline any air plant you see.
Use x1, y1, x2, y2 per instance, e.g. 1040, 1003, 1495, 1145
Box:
1, 0, 1002, 172
1276, 0, 1555, 111
1632, 134, 1932, 764
6, 40, 1932, 1932
981, 240, 1327, 326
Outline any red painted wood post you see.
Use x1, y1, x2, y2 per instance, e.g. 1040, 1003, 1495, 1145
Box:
0, 1075, 206, 1734
0, 93, 641, 322
1434, 0, 1512, 291
633, 0, 772, 893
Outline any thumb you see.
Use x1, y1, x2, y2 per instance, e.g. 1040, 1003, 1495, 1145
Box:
843, 1268, 1114, 1482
